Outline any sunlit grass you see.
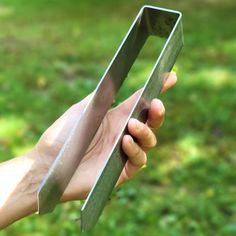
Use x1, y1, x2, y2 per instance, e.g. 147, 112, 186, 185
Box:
0, 116, 27, 139
192, 67, 235, 88
0, 5, 14, 18
0, 0, 235, 235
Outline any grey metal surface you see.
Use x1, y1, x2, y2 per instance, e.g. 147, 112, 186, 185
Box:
80, 6, 183, 231
37, 5, 183, 230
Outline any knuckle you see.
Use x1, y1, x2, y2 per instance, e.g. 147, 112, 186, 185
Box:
142, 128, 154, 143
133, 145, 141, 157
143, 126, 151, 139
136, 121, 144, 134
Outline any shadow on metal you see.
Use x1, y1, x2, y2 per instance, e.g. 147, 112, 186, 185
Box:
37, 5, 184, 231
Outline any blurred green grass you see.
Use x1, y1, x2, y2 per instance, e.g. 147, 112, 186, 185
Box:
0, 0, 236, 235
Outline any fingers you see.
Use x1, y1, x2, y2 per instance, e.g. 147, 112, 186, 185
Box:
120, 135, 147, 182
122, 135, 147, 167
119, 99, 165, 183
118, 72, 176, 184
127, 118, 157, 150
146, 99, 165, 130
161, 72, 177, 93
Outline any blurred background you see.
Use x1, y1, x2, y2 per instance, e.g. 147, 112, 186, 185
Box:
0, 0, 235, 235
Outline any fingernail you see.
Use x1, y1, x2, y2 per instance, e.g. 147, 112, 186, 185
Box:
164, 72, 177, 84
172, 71, 177, 77
141, 164, 147, 169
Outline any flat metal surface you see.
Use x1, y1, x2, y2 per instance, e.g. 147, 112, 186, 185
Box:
37, 5, 183, 230
80, 6, 183, 231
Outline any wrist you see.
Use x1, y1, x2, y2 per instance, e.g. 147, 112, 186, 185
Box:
31, 147, 86, 203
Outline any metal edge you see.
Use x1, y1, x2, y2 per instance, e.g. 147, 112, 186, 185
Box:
80, 6, 183, 231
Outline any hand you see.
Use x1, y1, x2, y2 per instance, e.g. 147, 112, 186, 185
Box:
34, 72, 177, 201
0, 72, 177, 229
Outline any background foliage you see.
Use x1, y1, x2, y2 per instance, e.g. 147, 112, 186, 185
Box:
0, 0, 235, 235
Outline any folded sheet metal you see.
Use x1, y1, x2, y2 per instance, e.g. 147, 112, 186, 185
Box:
37, 5, 184, 231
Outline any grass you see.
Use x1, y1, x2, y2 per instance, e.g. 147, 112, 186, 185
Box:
0, 0, 236, 235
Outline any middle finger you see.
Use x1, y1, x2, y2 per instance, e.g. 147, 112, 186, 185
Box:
127, 118, 157, 150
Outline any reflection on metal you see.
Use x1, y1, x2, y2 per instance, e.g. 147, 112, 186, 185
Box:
37, 5, 184, 231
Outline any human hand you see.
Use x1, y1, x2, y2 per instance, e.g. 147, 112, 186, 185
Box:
34, 72, 177, 201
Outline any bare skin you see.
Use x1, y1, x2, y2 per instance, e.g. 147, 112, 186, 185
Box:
0, 72, 177, 229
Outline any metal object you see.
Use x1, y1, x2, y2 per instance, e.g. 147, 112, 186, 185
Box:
37, 5, 183, 231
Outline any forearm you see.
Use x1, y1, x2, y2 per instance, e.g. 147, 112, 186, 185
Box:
0, 148, 85, 229
0, 152, 38, 229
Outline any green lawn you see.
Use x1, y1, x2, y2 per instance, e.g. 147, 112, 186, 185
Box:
0, 0, 236, 235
